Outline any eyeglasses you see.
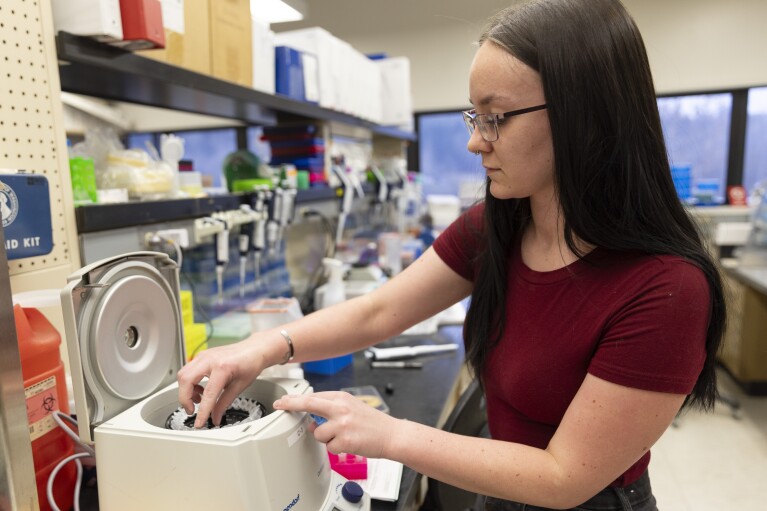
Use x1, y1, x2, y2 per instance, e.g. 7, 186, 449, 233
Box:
462, 104, 548, 142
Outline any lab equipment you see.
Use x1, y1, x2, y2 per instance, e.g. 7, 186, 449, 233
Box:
59, 252, 370, 510
311, 413, 328, 426
332, 161, 355, 246
365, 344, 459, 361
237, 204, 260, 298
370, 361, 423, 369
214, 216, 229, 304
251, 185, 271, 285
329, 453, 368, 480
739, 191, 767, 265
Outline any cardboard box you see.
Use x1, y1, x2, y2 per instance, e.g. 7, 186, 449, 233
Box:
182, 0, 211, 75
51, 0, 124, 42
209, 0, 253, 87
138, 0, 211, 76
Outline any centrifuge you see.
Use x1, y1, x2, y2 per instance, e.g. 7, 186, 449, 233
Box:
60, 252, 370, 510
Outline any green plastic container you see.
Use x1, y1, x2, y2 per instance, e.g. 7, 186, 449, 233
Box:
222, 150, 261, 192
69, 157, 97, 205
231, 178, 274, 192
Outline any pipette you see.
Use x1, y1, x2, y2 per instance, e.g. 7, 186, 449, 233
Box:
364, 344, 459, 361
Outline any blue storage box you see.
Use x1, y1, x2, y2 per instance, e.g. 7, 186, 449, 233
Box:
275, 46, 306, 101
303, 354, 353, 375
671, 165, 692, 200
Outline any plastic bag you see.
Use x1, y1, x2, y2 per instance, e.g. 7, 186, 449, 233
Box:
103, 149, 174, 199
74, 128, 174, 200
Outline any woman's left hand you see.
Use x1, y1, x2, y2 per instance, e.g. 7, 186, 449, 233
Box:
273, 391, 399, 459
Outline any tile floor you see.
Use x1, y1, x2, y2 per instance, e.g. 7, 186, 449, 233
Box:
649, 369, 767, 511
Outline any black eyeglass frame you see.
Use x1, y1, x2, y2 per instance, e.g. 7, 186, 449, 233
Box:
462, 104, 548, 142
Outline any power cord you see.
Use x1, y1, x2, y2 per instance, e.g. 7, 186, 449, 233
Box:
151, 235, 214, 360
48, 411, 95, 511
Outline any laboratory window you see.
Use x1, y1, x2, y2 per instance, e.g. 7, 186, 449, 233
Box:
657, 93, 733, 202
126, 129, 238, 188
417, 111, 485, 202
743, 86, 767, 197
171, 129, 238, 188
246, 126, 272, 164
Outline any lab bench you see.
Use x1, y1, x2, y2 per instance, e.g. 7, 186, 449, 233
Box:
719, 265, 767, 395
78, 325, 468, 511
311, 325, 469, 511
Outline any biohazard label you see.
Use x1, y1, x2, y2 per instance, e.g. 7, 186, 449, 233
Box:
25, 376, 60, 442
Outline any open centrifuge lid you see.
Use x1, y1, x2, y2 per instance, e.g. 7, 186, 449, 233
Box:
60, 252, 185, 444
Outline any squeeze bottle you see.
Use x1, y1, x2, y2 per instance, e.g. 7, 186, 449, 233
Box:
314, 258, 346, 309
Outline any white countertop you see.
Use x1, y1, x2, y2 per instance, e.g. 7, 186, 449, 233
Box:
730, 266, 767, 295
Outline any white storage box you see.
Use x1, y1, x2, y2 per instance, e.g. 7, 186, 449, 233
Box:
275, 27, 337, 110
251, 19, 275, 94
427, 194, 462, 230
51, 0, 123, 42
376, 57, 413, 128
352, 52, 382, 123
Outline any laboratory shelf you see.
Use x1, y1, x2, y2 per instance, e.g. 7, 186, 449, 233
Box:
74, 194, 246, 233
56, 32, 417, 141
71, 185, 375, 233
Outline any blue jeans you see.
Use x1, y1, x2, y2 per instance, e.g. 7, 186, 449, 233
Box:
481, 470, 658, 511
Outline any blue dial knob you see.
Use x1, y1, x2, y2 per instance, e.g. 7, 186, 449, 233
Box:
342, 481, 364, 503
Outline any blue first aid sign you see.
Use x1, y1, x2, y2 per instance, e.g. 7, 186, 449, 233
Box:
0, 173, 54, 260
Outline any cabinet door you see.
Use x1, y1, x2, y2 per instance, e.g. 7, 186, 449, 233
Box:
721, 273, 767, 383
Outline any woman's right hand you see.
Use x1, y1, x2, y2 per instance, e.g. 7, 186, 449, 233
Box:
177, 337, 271, 428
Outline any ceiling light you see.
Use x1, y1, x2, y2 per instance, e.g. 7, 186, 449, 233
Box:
251, 0, 307, 24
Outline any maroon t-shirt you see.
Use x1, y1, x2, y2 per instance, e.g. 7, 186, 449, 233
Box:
433, 203, 709, 487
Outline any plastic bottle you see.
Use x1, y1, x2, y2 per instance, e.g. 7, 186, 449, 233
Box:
313, 258, 346, 309
14, 305, 77, 511
305, 259, 352, 375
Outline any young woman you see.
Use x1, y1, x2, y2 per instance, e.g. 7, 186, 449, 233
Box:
178, 1, 725, 509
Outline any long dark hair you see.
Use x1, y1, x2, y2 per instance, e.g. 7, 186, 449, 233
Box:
463, 0, 725, 411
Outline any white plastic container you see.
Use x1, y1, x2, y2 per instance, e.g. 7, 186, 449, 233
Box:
247, 297, 304, 379
247, 297, 303, 334
313, 258, 346, 309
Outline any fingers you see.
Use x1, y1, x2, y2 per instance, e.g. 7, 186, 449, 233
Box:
177, 349, 247, 428
273, 391, 348, 414
189, 384, 204, 406
177, 367, 205, 414
195, 374, 228, 428
211, 381, 250, 426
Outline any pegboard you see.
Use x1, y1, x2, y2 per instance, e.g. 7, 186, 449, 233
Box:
0, 0, 80, 281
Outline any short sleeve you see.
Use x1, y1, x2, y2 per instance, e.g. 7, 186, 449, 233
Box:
432, 203, 485, 281
588, 259, 711, 395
